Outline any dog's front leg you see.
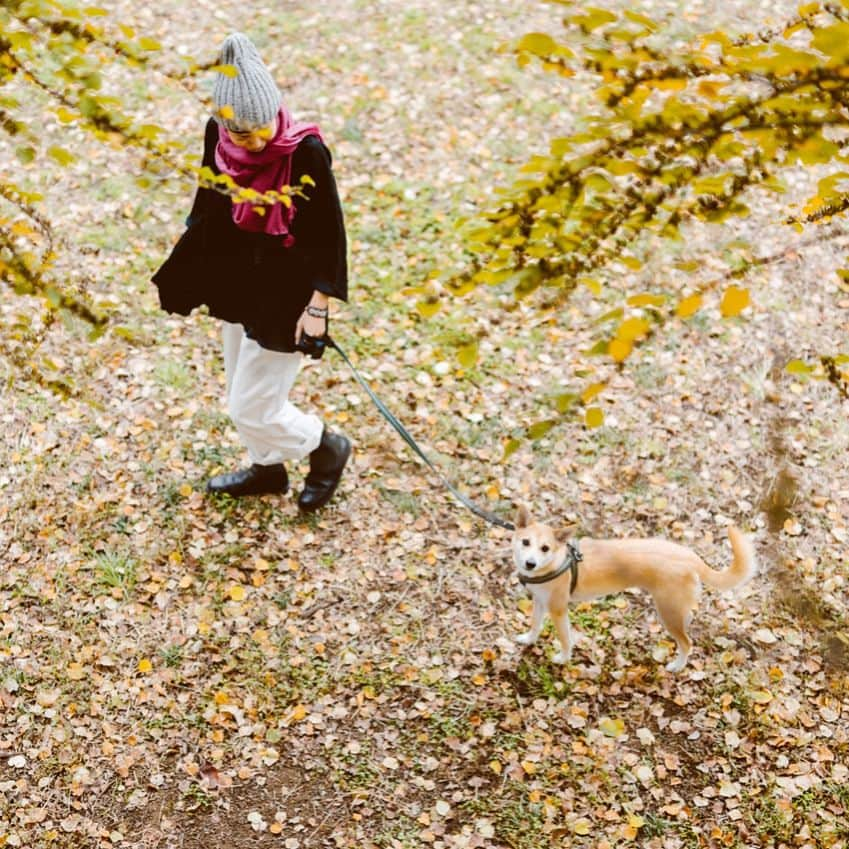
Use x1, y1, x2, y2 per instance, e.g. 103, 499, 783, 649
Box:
516, 598, 545, 646
551, 611, 573, 664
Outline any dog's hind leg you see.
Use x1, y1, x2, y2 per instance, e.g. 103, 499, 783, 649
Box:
655, 602, 693, 673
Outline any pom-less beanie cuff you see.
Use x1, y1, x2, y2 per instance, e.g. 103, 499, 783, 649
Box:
212, 33, 282, 131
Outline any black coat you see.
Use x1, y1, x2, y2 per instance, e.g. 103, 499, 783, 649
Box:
152, 118, 348, 352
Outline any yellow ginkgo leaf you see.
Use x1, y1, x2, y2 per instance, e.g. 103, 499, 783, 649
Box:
210, 64, 238, 78
627, 293, 666, 307
609, 338, 632, 363
581, 382, 606, 404
585, 407, 604, 429
416, 299, 441, 318
720, 285, 750, 317
697, 80, 725, 99
616, 317, 650, 342
599, 716, 625, 737
573, 819, 592, 835
457, 341, 479, 369
137, 658, 152, 674
228, 584, 246, 602
676, 293, 702, 318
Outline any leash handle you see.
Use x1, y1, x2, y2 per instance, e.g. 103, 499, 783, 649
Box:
327, 336, 515, 531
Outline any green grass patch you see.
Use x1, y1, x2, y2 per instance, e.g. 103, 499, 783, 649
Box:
93, 550, 138, 598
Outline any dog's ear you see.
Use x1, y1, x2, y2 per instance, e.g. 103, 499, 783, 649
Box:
516, 504, 531, 528
554, 526, 570, 543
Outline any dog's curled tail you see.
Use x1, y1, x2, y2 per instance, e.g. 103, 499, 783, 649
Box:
697, 527, 757, 592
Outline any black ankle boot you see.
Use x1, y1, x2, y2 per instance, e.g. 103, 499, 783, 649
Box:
298, 429, 351, 512
206, 463, 288, 497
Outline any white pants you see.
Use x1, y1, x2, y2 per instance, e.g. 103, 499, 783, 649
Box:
222, 322, 324, 465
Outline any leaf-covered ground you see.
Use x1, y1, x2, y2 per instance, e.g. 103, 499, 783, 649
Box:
1, 1, 847, 848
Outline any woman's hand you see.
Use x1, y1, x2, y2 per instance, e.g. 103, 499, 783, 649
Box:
295, 291, 329, 346
295, 310, 327, 345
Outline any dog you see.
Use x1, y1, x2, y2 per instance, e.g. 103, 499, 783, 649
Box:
512, 505, 756, 671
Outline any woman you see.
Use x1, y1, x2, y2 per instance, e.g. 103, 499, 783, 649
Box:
152, 33, 350, 511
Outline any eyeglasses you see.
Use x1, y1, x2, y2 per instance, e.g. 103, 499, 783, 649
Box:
228, 123, 275, 140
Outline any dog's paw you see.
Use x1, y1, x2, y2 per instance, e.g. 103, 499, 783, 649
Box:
665, 655, 688, 673
515, 632, 537, 646
552, 650, 572, 665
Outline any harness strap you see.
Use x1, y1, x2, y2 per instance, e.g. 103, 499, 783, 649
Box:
518, 541, 582, 593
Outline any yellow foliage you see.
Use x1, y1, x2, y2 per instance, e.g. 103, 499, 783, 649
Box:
697, 80, 726, 99
227, 584, 246, 602
585, 407, 604, 428
599, 716, 625, 737
720, 286, 750, 317
581, 382, 606, 403
573, 819, 592, 835
627, 293, 666, 307
676, 294, 702, 318
609, 338, 632, 362
616, 317, 650, 342
457, 341, 478, 368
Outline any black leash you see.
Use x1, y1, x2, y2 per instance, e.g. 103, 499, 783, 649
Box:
318, 335, 515, 531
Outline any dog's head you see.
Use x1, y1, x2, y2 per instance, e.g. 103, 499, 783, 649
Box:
512, 505, 562, 575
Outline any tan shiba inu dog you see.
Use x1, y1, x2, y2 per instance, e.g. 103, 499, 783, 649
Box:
512, 506, 757, 671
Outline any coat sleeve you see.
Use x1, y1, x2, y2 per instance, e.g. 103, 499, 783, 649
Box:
291, 136, 349, 302
151, 118, 223, 315
186, 117, 222, 227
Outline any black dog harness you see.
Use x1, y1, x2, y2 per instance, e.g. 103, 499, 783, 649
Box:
518, 541, 582, 594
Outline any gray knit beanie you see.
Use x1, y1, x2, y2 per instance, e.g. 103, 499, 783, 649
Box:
212, 33, 282, 131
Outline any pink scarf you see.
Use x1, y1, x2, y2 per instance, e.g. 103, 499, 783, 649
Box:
214, 105, 323, 246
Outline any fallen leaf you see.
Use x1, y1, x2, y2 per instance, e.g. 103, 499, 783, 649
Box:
599, 717, 626, 738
